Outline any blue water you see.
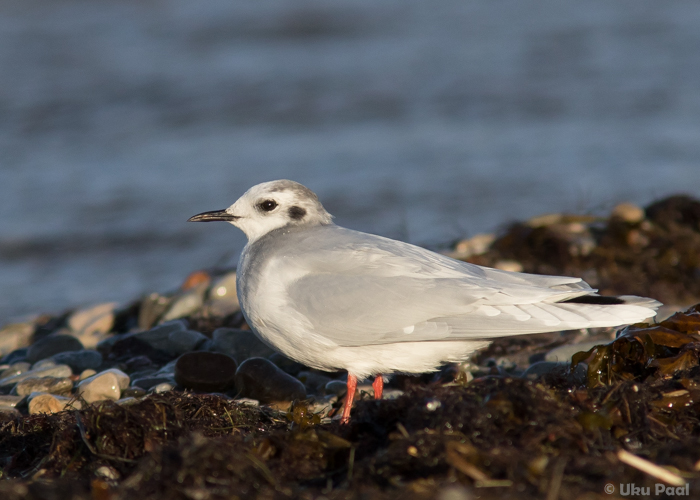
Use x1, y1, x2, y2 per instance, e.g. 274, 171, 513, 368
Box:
2, 0, 700, 321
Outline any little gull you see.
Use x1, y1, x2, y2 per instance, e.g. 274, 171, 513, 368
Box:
189, 180, 661, 423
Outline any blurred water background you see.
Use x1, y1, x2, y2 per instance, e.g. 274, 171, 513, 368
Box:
2, 0, 700, 321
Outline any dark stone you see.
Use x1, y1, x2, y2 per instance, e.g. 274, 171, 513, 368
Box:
646, 195, 700, 231
174, 352, 237, 392
167, 329, 209, 355
234, 357, 307, 405
567, 362, 588, 386
109, 336, 174, 365
51, 350, 103, 372
1, 348, 28, 365
268, 353, 306, 376
121, 387, 147, 398
131, 375, 176, 391
522, 361, 567, 380
296, 370, 332, 395
124, 355, 156, 372
31, 313, 69, 343
27, 335, 84, 364
134, 320, 187, 352
210, 328, 275, 363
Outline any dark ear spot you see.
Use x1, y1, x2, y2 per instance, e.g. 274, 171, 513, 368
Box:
288, 206, 306, 220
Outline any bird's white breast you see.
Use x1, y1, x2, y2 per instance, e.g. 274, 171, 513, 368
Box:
238, 243, 338, 368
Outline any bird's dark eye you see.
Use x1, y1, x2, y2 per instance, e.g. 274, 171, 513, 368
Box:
259, 199, 278, 212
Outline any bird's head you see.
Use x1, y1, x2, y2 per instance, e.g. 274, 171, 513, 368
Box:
188, 180, 334, 242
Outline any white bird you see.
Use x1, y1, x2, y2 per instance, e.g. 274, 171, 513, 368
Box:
189, 180, 661, 423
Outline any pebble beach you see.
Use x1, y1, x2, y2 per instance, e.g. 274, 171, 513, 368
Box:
1, 195, 700, 499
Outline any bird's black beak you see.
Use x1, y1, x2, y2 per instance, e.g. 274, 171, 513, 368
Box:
187, 210, 240, 222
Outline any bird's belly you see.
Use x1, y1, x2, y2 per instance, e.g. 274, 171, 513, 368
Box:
319, 340, 491, 379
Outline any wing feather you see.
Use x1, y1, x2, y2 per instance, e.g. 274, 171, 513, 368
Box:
278, 226, 604, 346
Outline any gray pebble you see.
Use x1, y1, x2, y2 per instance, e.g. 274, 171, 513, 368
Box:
51, 350, 103, 373
159, 287, 206, 323
95, 465, 120, 481
27, 334, 84, 364
68, 302, 116, 349
324, 380, 348, 397
210, 328, 274, 363
310, 397, 336, 417
0, 395, 24, 408
0, 364, 73, 388
0, 362, 31, 380
236, 398, 259, 407
76, 371, 122, 402
206, 272, 240, 317
383, 389, 405, 400
522, 361, 569, 380
133, 320, 188, 352
437, 485, 472, 500
31, 359, 57, 370
235, 357, 307, 406
153, 359, 178, 376
152, 382, 175, 393
129, 369, 157, 381
13, 376, 74, 397
116, 397, 138, 406
0, 323, 33, 359
167, 329, 209, 356
138, 293, 175, 330
544, 340, 605, 364
98, 368, 130, 390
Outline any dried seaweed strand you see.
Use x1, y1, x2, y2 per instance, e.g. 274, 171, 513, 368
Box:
617, 450, 685, 486
74, 411, 136, 464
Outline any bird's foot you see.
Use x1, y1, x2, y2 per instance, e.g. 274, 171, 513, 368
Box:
340, 374, 358, 424
373, 374, 383, 400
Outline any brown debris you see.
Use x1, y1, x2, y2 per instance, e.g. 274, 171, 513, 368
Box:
470, 195, 700, 305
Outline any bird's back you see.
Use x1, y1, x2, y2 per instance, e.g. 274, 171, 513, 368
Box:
237, 223, 661, 349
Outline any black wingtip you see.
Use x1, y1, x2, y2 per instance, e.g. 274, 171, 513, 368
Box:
562, 295, 626, 305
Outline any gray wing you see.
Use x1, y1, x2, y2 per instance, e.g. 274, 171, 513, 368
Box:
279, 226, 610, 347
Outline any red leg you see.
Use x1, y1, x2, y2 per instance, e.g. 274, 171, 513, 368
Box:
340, 374, 358, 424
373, 374, 384, 400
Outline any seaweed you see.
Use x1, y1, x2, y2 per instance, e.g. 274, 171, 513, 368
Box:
3, 305, 700, 499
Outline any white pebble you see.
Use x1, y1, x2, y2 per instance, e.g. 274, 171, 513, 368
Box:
77, 372, 121, 403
